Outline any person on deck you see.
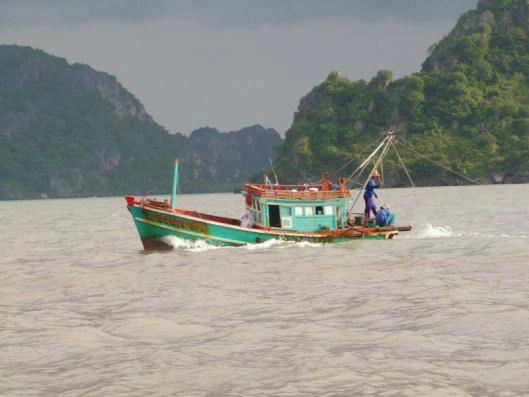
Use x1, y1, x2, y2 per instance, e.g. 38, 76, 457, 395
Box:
376, 203, 395, 226
364, 170, 381, 224
240, 209, 255, 228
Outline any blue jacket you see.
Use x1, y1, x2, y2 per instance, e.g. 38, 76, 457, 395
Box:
364, 178, 379, 199
376, 208, 395, 226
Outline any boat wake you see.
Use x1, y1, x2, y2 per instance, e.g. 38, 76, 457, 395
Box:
405, 223, 459, 239
404, 223, 528, 240
244, 239, 322, 250
159, 236, 322, 252
159, 236, 221, 252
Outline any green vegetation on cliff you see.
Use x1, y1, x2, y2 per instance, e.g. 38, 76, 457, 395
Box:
273, 0, 529, 185
0, 45, 282, 199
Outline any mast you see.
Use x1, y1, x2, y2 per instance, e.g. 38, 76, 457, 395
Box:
171, 159, 179, 210
347, 131, 395, 216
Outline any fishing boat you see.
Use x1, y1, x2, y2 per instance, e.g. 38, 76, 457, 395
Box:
125, 132, 412, 249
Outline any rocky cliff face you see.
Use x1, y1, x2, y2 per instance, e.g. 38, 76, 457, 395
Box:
0, 46, 149, 137
271, 0, 529, 186
181, 124, 282, 191
423, 0, 529, 74
71, 63, 151, 121
0, 45, 282, 199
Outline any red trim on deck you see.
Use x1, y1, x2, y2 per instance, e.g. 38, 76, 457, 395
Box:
244, 183, 350, 200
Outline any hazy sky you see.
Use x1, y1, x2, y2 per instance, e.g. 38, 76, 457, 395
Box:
0, 0, 477, 134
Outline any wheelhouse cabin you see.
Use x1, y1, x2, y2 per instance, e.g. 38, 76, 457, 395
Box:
243, 177, 352, 233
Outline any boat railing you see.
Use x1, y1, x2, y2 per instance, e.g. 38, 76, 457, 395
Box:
247, 183, 321, 191
244, 183, 350, 200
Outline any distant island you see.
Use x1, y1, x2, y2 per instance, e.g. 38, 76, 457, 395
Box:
2, 0, 529, 199
0, 45, 282, 199
271, 0, 529, 186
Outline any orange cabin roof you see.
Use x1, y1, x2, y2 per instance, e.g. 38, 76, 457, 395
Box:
244, 180, 350, 201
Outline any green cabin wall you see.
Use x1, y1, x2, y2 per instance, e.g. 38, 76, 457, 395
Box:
245, 193, 352, 232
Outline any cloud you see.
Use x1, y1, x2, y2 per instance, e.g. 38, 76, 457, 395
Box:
0, 1, 478, 134
0, 0, 477, 29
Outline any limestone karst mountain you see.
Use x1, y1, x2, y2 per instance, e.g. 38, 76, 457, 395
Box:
271, 0, 529, 185
0, 45, 282, 199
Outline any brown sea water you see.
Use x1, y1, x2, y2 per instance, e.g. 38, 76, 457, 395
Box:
1, 185, 529, 396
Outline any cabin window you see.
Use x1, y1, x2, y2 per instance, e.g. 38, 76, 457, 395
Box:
295, 207, 303, 216
315, 206, 324, 215
304, 207, 313, 216
283, 207, 291, 215
256, 201, 261, 211
281, 218, 292, 228
324, 206, 333, 215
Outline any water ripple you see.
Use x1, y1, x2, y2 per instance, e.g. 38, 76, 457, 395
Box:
1, 186, 529, 396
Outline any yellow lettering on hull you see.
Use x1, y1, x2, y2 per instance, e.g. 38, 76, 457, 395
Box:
144, 212, 209, 234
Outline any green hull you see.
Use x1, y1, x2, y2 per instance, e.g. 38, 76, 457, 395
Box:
127, 203, 393, 250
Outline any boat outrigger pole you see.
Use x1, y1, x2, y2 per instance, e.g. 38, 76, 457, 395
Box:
269, 157, 279, 185
171, 159, 179, 210
346, 131, 396, 216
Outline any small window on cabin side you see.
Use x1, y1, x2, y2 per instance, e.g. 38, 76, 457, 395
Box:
282, 218, 292, 228
315, 206, 324, 215
324, 206, 333, 215
256, 201, 261, 211
305, 207, 313, 216
283, 207, 291, 215
295, 207, 303, 216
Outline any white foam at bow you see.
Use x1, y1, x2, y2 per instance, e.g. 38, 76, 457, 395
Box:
244, 239, 321, 250
159, 236, 221, 252
159, 236, 322, 252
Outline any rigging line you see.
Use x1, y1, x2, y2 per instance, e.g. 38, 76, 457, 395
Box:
348, 135, 394, 215
308, 133, 387, 185
268, 158, 279, 185
331, 134, 385, 177
327, 157, 356, 182
345, 155, 373, 184
396, 140, 484, 185
391, 142, 417, 195
353, 131, 398, 184
348, 138, 393, 215
380, 160, 384, 186
344, 137, 388, 183
348, 180, 364, 187
349, 156, 375, 190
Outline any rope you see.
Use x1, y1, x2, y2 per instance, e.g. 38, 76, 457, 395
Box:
332, 135, 383, 177
268, 158, 279, 184
347, 156, 373, 188
308, 134, 385, 184
329, 158, 357, 181
344, 138, 388, 183
348, 135, 394, 215
397, 140, 484, 185
391, 142, 417, 194
347, 179, 364, 186
380, 160, 384, 186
